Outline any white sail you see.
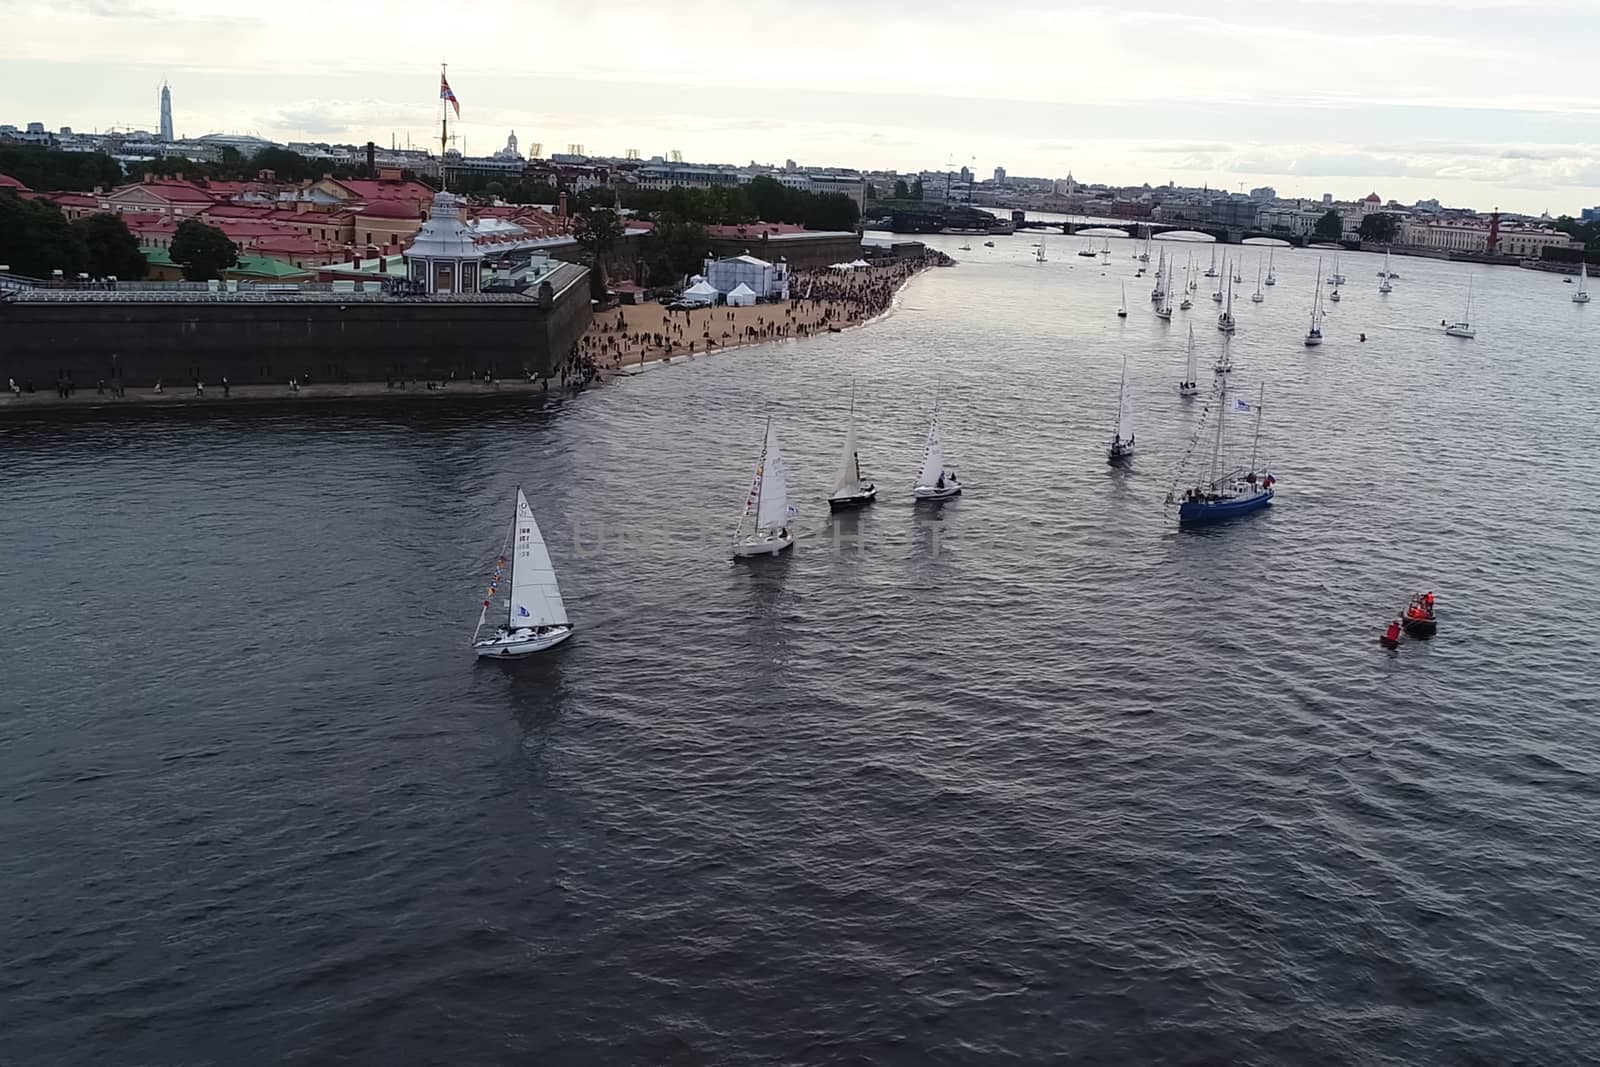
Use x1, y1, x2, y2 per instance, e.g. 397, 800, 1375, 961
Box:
508, 488, 568, 627
1582, 261, 1589, 295
916, 420, 946, 487
755, 421, 791, 530
832, 416, 860, 497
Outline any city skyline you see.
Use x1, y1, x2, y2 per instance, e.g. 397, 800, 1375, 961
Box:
4, 0, 1600, 215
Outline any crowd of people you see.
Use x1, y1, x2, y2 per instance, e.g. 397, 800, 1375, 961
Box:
571, 252, 947, 371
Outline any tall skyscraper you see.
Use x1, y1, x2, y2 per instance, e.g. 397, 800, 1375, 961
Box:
159, 82, 173, 142
993, 165, 1007, 183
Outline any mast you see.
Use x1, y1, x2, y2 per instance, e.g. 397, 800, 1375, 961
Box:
1115, 354, 1127, 437
439, 62, 449, 192
848, 381, 861, 483
753, 416, 770, 531
1209, 367, 1228, 483
503, 490, 518, 629
1248, 382, 1264, 474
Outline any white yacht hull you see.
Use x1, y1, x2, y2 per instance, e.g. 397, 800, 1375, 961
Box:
1444, 324, 1475, 338
913, 483, 962, 500
1574, 293, 1590, 303
1179, 383, 1199, 396
473, 625, 574, 658
733, 531, 794, 557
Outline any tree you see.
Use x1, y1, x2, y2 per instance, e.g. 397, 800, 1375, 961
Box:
1313, 209, 1343, 241
483, 180, 506, 200
0, 191, 86, 277
910, 178, 924, 201
169, 219, 237, 281
1358, 212, 1398, 243
643, 216, 711, 286
0, 145, 122, 192
145, 156, 208, 179
893, 179, 910, 200
72, 213, 147, 279
574, 205, 625, 298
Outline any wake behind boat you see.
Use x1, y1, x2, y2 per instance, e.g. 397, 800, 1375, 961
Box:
472, 487, 573, 658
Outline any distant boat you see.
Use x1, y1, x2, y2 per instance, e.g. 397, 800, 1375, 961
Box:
1379, 249, 1393, 294
1036, 237, 1048, 263
1264, 247, 1276, 286
1575, 260, 1591, 303
1204, 246, 1219, 278
828, 384, 877, 511
958, 240, 972, 251
472, 487, 573, 658
1139, 231, 1151, 264
1117, 281, 1128, 319
1304, 260, 1325, 346
1178, 324, 1200, 396
1108, 354, 1135, 464
1444, 276, 1476, 338
1151, 246, 1167, 303
1250, 261, 1264, 303
1329, 284, 1341, 303
1155, 260, 1174, 320
1328, 256, 1346, 286
983, 240, 995, 247
1214, 333, 1235, 375
912, 414, 962, 500
1217, 254, 1237, 333
1078, 240, 1098, 258
733, 417, 796, 557
1168, 378, 1274, 525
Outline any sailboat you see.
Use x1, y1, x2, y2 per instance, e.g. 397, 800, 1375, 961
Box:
1101, 238, 1112, 260
1078, 239, 1098, 258
1139, 231, 1151, 264
1155, 260, 1174, 321
1180, 252, 1194, 308
1217, 258, 1237, 333
1379, 248, 1393, 294
1250, 261, 1264, 303
471, 487, 573, 658
1574, 260, 1590, 303
1211, 252, 1226, 303
1328, 256, 1346, 286
1178, 324, 1200, 396
1204, 246, 1219, 278
1189, 251, 1199, 291
1232, 261, 1243, 284
1151, 246, 1167, 303
1036, 237, 1048, 263
912, 415, 961, 499
958, 240, 972, 252
1304, 260, 1325, 346
733, 417, 796, 556
1329, 281, 1341, 302
1117, 281, 1128, 319
828, 385, 877, 511
1108, 354, 1135, 463
1213, 332, 1235, 375
1444, 276, 1475, 338
1167, 380, 1274, 525
1264, 247, 1277, 286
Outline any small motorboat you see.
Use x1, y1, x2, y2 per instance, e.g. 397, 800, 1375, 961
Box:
1400, 592, 1437, 637
983, 240, 995, 247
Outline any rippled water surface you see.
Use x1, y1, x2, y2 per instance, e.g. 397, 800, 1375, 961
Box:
4, 237, 1599, 1065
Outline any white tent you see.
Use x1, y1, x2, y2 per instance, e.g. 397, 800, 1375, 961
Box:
726, 282, 757, 307
848, 258, 871, 269
681, 279, 719, 306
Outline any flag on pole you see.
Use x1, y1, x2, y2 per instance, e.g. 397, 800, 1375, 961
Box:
440, 74, 461, 117
1234, 398, 1252, 412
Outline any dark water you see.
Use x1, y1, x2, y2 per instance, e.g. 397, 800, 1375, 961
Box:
4, 239, 1599, 1064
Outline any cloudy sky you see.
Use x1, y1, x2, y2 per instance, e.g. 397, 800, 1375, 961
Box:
5, 0, 1600, 214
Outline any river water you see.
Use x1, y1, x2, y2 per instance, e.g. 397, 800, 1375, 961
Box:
4, 236, 1598, 1064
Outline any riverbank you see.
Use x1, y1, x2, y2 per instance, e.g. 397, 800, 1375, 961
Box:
567, 255, 946, 376
1, 255, 947, 412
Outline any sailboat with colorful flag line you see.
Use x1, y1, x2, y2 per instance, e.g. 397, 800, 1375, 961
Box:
733, 417, 797, 556
472, 487, 573, 658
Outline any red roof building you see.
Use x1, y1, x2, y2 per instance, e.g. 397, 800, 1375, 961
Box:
0, 173, 28, 192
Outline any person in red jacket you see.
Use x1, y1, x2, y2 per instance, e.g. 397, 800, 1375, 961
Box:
1384, 619, 1402, 644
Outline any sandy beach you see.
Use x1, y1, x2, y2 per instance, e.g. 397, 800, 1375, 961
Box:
569, 256, 944, 375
